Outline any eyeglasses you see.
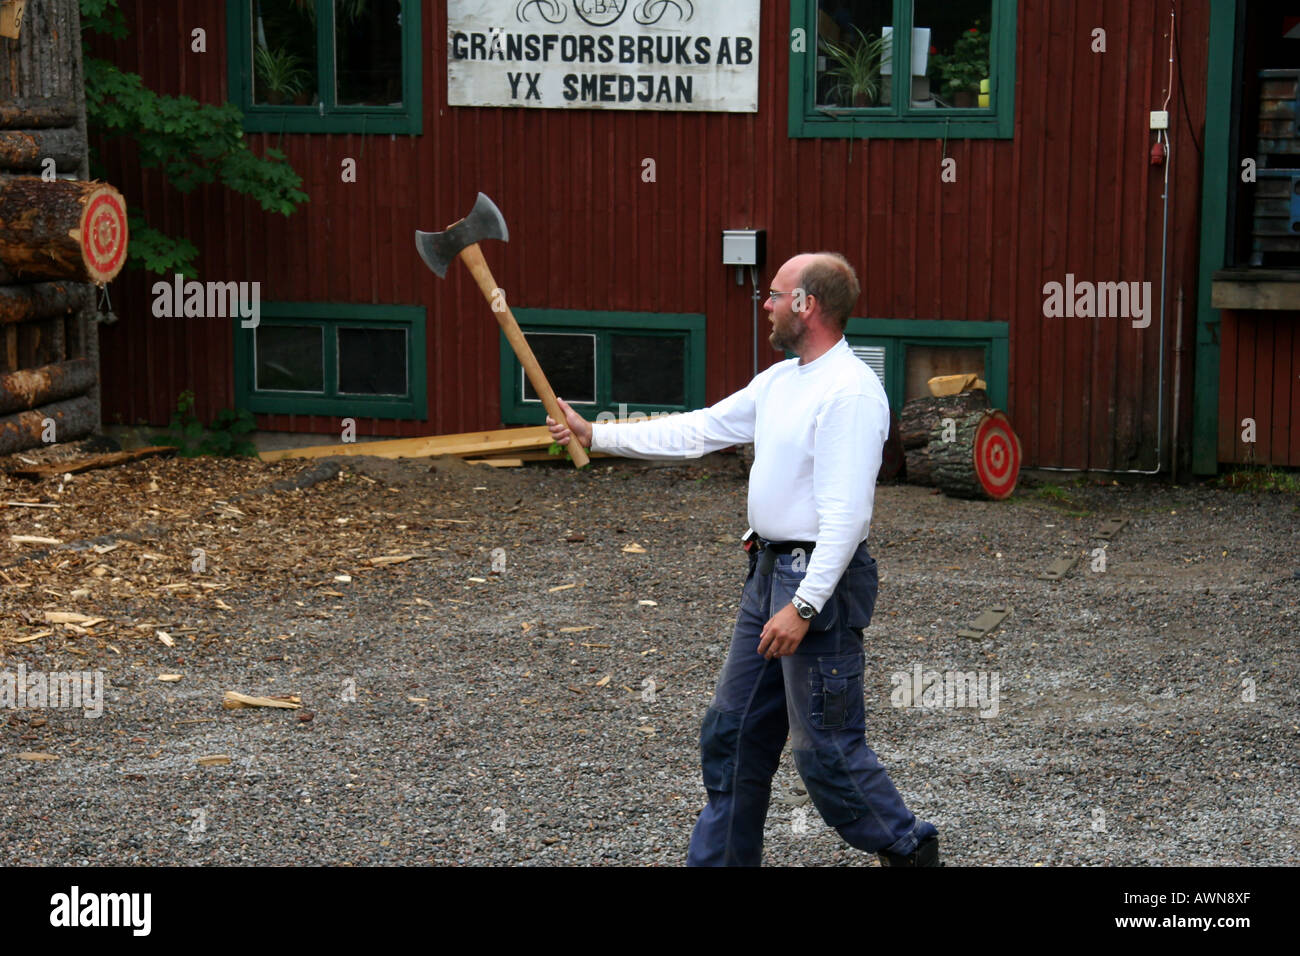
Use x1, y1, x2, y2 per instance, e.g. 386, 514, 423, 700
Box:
767, 290, 814, 304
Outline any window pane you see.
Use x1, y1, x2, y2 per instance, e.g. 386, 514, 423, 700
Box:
336, 0, 404, 107
915, 0, 993, 108
252, 0, 320, 106
904, 345, 985, 403
256, 325, 324, 392
816, 1, 893, 108
611, 334, 686, 406
338, 327, 407, 395
522, 333, 596, 403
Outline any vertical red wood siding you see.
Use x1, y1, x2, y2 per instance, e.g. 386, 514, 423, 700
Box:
90, 0, 1212, 469
1218, 309, 1300, 466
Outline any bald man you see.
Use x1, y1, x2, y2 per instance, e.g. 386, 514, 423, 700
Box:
548, 252, 940, 867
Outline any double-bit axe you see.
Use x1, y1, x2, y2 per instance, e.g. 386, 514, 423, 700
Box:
415, 192, 589, 469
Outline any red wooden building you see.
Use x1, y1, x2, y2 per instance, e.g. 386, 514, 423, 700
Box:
86, 1, 1298, 474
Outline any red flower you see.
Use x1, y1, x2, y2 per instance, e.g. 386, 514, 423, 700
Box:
968, 27, 978, 33
929, 45, 937, 54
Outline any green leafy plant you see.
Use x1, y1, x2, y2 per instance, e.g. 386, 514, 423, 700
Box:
822, 26, 889, 107
255, 46, 310, 102
154, 390, 258, 458
81, 0, 309, 276
935, 22, 990, 98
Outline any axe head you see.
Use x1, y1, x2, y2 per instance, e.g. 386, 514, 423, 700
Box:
415, 192, 509, 278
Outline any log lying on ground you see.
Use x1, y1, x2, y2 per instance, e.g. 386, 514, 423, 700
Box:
0, 394, 95, 456
0, 358, 95, 414
0, 128, 84, 171
899, 390, 990, 448
0, 178, 129, 283
4, 446, 176, 481
0, 97, 78, 129
929, 409, 1023, 500
900, 389, 990, 486
0, 281, 93, 325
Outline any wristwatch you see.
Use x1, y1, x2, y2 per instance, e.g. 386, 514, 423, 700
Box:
791, 594, 817, 620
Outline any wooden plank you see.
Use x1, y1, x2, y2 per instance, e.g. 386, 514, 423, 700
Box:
957, 605, 1012, 640
1271, 316, 1293, 466
1211, 280, 1300, 311
257, 425, 555, 462
1218, 311, 1239, 461
1235, 311, 1255, 462
1254, 314, 1275, 463
1036, 555, 1079, 581
1290, 318, 1300, 467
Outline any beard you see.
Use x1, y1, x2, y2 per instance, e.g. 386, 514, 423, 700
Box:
768, 313, 807, 352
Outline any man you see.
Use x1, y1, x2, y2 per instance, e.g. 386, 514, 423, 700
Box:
547, 252, 940, 867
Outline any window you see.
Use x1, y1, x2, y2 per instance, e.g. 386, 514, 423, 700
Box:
227, 0, 422, 134
838, 317, 1009, 411
501, 310, 705, 425
1225, 1, 1300, 268
234, 303, 427, 418
789, 0, 1015, 139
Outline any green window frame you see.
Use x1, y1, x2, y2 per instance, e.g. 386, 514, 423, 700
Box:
500, 310, 706, 425
226, 0, 423, 135
810, 318, 1008, 411
788, 0, 1016, 139
234, 302, 427, 418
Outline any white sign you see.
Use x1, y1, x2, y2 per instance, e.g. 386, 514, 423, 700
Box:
447, 1, 760, 111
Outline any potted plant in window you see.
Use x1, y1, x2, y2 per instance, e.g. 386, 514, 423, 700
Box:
255, 45, 310, 105
936, 23, 990, 107
822, 26, 889, 107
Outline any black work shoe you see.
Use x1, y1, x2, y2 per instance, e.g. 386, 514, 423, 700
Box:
877, 834, 941, 867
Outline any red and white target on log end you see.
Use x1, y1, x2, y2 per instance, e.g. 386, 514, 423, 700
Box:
77, 184, 129, 284
974, 410, 1022, 499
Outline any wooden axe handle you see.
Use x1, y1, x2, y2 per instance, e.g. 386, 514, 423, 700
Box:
458, 243, 590, 469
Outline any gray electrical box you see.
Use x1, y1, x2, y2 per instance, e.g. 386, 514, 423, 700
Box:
722, 229, 765, 266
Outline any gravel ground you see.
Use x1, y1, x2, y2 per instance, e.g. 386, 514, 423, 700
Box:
1, 448, 1297, 866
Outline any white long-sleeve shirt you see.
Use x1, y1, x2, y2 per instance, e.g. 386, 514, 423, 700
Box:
589, 336, 890, 612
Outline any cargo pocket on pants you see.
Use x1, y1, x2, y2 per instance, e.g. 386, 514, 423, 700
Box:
809, 656, 860, 730
699, 706, 743, 792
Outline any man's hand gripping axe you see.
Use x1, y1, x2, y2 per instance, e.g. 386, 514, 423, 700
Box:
415, 192, 590, 469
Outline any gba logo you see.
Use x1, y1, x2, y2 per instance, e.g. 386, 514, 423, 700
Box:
576, 0, 626, 27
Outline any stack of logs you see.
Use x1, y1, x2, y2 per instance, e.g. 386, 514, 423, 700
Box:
0, 94, 128, 455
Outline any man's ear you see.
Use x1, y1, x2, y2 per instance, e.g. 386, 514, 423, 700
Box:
803, 293, 826, 325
